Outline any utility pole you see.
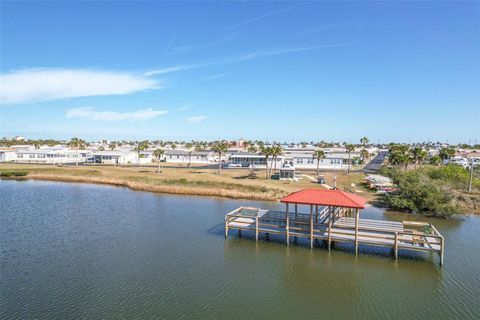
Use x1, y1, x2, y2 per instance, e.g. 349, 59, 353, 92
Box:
468, 158, 474, 192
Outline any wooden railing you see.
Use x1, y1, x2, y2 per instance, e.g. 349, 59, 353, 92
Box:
224, 207, 445, 265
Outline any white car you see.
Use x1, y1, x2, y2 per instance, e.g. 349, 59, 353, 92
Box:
228, 163, 243, 168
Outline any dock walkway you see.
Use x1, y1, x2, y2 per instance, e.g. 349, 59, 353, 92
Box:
225, 206, 444, 265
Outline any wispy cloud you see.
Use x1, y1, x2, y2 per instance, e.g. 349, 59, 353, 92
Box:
172, 40, 225, 54
66, 107, 167, 121
144, 65, 198, 77
171, 32, 237, 55
227, 43, 348, 63
201, 72, 232, 81
298, 22, 359, 37
225, 4, 300, 32
0, 68, 159, 105
161, 34, 176, 60
187, 115, 207, 122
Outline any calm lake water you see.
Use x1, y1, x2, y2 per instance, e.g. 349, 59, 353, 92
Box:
1, 179, 479, 319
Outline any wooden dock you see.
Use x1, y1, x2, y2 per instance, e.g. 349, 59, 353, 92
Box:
225, 205, 444, 266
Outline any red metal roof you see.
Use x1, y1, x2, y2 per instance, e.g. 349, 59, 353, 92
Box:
280, 189, 366, 209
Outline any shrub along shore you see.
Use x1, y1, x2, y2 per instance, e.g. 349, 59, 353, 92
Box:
376, 165, 480, 217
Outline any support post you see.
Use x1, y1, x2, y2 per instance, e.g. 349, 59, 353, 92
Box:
355, 208, 359, 255
440, 236, 444, 266
315, 205, 318, 224
225, 217, 229, 238
295, 204, 298, 221
286, 203, 290, 246
255, 215, 259, 242
310, 205, 314, 249
394, 232, 398, 260
328, 206, 332, 251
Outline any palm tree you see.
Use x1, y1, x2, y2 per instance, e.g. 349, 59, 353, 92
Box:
171, 143, 177, 151
212, 141, 229, 173
410, 147, 427, 168
345, 144, 355, 174
260, 146, 273, 179
269, 144, 283, 176
153, 148, 165, 173
247, 145, 257, 153
185, 142, 193, 167
313, 150, 326, 175
439, 147, 455, 164
68, 137, 86, 167
360, 137, 369, 148
109, 142, 116, 150
134, 141, 148, 166
194, 142, 204, 152
360, 148, 370, 164
388, 144, 410, 170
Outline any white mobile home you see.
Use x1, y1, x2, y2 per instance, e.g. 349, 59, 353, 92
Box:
0, 149, 16, 162
92, 150, 137, 165
165, 150, 213, 164
15, 149, 91, 164
229, 152, 283, 169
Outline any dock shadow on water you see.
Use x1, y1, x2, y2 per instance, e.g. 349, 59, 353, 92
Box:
1, 179, 479, 320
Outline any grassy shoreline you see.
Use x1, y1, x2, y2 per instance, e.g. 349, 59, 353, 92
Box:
0, 163, 374, 202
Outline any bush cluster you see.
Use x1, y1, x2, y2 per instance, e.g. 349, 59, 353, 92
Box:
0, 170, 29, 177
379, 164, 479, 217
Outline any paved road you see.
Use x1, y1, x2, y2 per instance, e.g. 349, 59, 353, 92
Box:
363, 151, 387, 173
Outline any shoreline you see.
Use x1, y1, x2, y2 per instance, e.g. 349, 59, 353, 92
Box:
1, 174, 282, 201
3, 175, 478, 216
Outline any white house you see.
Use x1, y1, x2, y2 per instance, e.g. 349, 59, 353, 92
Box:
91, 150, 137, 165
164, 150, 213, 164
0, 148, 16, 162
229, 152, 283, 169
15, 148, 91, 164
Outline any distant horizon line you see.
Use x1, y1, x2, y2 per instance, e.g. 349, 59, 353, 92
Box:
1, 134, 478, 146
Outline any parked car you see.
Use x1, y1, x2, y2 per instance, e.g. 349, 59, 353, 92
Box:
227, 163, 242, 168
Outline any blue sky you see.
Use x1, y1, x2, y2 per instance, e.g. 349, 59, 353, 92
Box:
0, 1, 479, 143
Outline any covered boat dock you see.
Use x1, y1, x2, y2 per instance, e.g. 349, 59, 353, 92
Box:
224, 189, 445, 265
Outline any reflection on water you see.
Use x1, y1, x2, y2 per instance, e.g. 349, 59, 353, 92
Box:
1, 179, 479, 319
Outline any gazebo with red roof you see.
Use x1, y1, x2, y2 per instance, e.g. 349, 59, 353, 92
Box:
280, 188, 366, 253
224, 188, 445, 265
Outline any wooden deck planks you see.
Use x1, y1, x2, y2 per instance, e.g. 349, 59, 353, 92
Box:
225, 206, 444, 265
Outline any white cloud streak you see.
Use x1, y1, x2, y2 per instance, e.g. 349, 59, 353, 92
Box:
187, 115, 207, 122
144, 65, 198, 77
225, 4, 300, 32
227, 43, 349, 63
66, 107, 167, 122
201, 72, 232, 80
0, 68, 159, 105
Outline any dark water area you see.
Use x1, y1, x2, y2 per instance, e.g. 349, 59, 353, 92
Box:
1, 180, 479, 319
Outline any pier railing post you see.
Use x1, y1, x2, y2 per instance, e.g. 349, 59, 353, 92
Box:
328, 206, 332, 251
310, 205, 314, 249
394, 232, 398, 260
355, 208, 359, 255
225, 217, 229, 238
440, 236, 444, 266
286, 203, 290, 246
255, 214, 259, 242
